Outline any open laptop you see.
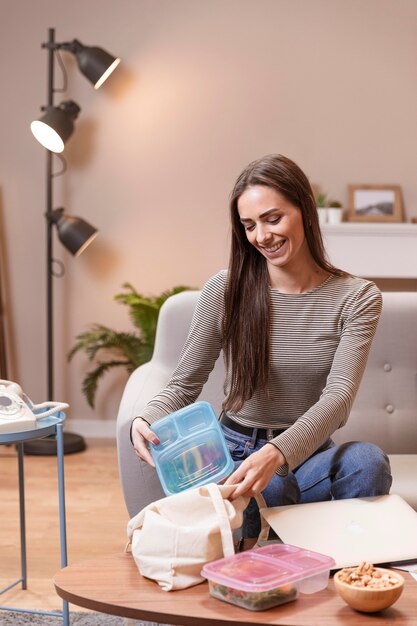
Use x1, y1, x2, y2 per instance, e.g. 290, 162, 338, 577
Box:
260, 494, 417, 569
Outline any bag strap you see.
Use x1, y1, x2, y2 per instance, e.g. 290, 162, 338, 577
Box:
206, 483, 235, 557
254, 493, 271, 543
206, 487, 272, 551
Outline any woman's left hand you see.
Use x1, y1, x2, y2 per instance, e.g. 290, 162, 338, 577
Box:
225, 444, 285, 499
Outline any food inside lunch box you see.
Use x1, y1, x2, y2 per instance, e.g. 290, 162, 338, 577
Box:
201, 544, 335, 611
208, 579, 297, 611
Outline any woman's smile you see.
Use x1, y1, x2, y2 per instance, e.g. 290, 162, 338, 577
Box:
261, 238, 287, 256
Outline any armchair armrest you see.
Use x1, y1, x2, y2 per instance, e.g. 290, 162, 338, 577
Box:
116, 362, 169, 517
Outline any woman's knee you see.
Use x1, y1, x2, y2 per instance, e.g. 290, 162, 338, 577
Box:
343, 441, 390, 470
335, 441, 392, 496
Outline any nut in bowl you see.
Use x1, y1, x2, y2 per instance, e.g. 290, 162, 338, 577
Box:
334, 562, 404, 613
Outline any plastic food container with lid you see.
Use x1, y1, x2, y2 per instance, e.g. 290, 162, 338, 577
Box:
150, 401, 234, 496
201, 544, 335, 611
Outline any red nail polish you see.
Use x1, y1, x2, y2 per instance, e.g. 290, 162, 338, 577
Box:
152, 437, 160, 445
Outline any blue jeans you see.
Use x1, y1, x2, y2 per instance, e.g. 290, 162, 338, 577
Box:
220, 424, 392, 538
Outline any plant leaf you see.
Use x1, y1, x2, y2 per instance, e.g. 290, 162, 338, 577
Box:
69, 283, 194, 408
82, 360, 130, 408
114, 284, 193, 346
68, 325, 146, 365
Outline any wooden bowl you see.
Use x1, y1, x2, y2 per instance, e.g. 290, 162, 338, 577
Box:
334, 567, 404, 613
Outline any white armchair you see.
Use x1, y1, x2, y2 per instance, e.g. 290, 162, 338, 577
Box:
117, 290, 417, 517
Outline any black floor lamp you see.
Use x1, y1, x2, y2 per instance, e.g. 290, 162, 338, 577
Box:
25, 28, 120, 455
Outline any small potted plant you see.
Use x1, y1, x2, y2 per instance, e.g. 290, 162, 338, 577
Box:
315, 193, 344, 225
327, 199, 344, 224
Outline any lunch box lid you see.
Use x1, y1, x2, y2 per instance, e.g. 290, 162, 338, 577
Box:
201, 544, 336, 592
150, 401, 234, 496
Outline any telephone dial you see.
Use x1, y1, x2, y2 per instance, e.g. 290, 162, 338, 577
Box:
0, 379, 69, 434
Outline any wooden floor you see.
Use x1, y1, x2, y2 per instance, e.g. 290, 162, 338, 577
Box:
0, 439, 129, 613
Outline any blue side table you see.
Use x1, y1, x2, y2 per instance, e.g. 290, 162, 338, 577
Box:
0, 412, 69, 625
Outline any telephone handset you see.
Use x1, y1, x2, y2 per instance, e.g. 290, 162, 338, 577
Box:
0, 379, 69, 434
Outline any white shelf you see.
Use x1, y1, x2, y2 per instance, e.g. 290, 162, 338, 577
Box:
321, 223, 417, 278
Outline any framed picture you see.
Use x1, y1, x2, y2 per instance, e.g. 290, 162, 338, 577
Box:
347, 185, 403, 222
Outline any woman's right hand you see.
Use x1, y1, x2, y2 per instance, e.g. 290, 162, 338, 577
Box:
131, 417, 160, 467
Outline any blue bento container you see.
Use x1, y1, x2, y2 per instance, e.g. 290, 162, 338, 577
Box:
150, 401, 234, 496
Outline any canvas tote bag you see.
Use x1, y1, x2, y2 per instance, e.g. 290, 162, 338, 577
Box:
126, 483, 256, 591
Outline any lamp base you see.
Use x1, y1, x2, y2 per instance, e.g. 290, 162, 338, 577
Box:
23, 431, 87, 455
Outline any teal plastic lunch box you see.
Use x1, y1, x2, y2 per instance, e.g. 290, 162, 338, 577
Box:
150, 401, 234, 496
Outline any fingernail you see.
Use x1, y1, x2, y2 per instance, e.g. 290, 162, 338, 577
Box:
152, 437, 160, 445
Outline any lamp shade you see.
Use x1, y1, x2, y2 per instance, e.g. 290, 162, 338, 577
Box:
51, 209, 98, 256
71, 39, 120, 89
30, 101, 80, 153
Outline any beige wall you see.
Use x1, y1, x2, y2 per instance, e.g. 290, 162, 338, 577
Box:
1, 0, 416, 434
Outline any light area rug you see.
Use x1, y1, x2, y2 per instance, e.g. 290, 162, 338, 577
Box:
0, 611, 172, 625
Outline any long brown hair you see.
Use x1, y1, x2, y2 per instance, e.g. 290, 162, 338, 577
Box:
223, 154, 345, 412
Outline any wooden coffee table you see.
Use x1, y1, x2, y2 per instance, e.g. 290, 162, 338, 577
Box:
54, 553, 416, 625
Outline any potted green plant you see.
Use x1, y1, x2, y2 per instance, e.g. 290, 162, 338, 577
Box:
315, 193, 343, 208
68, 283, 192, 407
315, 193, 344, 224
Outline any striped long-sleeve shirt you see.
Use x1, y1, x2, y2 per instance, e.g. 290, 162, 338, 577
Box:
141, 270, 382, 474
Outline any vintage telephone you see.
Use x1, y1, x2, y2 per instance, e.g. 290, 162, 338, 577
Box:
0, 379, 69, 434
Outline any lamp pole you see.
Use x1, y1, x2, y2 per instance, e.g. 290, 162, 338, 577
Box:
46, 27, 55, 400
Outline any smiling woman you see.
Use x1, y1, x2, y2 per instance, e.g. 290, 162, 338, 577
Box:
223, 155, 347, 418
130, 154, 392, 551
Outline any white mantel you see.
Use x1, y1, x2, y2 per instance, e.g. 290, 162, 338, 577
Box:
321, 223, 417, 278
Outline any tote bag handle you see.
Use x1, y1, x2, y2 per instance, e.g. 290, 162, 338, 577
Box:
205, 485, 272, 556
206, 483, 236, 557
254, 493, 271, 543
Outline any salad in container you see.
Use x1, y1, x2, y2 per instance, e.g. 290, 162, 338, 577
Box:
201, 543, 335, 611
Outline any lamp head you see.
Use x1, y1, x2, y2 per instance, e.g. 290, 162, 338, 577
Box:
30, 100, 81, 153
69, 39, 120, 89
51, 208, 98, 256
